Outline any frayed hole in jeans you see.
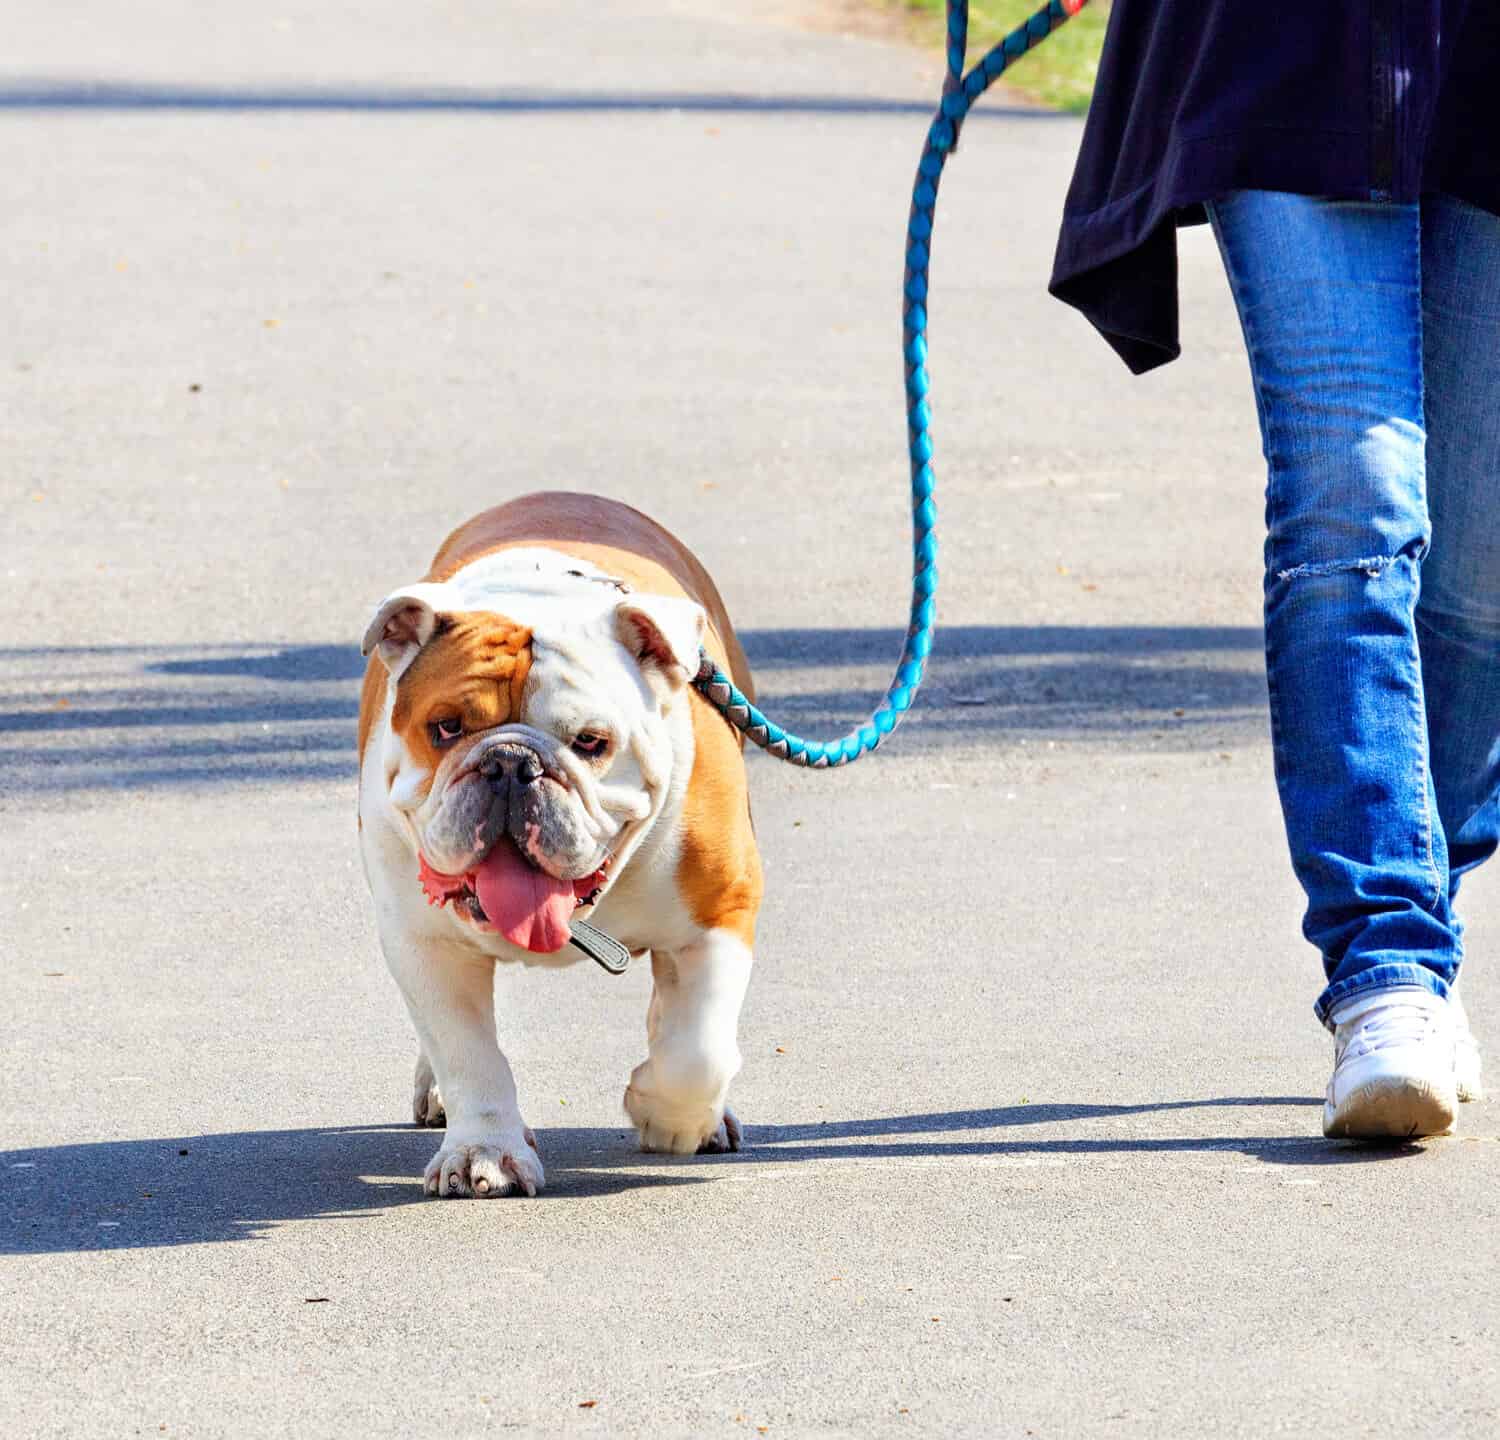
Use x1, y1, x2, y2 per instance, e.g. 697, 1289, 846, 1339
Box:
1276, 554, 1398, 583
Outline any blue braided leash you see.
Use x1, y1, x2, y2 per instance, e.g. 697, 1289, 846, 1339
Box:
692, 0, 1090, 768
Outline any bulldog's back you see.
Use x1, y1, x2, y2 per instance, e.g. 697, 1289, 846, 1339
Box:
358, 491, 754, 765
428, 491, 752, 693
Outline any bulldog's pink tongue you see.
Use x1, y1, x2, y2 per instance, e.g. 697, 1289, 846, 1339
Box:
472, 839, 574, 954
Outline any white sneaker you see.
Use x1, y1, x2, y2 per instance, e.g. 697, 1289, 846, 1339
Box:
1324, 988, 1458, 1140
1451, 989, 1485, 1103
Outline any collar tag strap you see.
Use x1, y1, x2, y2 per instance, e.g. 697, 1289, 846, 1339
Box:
569, 919, 631, 975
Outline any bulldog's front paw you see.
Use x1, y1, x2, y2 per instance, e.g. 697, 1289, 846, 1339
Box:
423, 1126, 543, 1198
412, 1054, 446, 1128
625, 1081, 742, 1156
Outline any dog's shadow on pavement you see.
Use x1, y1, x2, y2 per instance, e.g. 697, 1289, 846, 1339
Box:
0, 1123, 717, 1255
3, 1097, 1427, 1254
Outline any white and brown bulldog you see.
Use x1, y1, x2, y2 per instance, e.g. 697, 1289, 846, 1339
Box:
357, 492, 763, 1198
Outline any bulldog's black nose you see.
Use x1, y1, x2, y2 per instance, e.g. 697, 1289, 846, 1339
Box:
480, 743, 543, 787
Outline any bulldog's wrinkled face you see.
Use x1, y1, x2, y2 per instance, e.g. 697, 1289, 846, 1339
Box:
363, 564, 704, 954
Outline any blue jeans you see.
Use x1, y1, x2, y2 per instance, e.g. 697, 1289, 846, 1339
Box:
1207, 191, 1500, 1029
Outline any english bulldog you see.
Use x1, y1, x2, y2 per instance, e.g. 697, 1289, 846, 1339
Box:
357, 492, 763, 1198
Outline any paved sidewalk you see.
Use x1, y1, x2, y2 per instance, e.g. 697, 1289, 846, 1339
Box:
3, 3, 1496, 1436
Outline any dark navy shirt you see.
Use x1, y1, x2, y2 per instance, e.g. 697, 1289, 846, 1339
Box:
1049, 1, 1500, 373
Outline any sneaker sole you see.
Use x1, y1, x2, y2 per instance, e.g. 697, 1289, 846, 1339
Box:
1323, 1075, 1457, 1140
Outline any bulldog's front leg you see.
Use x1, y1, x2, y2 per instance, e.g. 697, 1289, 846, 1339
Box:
381, 931, 544, 1198
625, 928, 753, 1155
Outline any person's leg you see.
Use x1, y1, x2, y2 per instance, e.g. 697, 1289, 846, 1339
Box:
1418, 193, 1500, 910
1207, 191, 1459, 1136
1417, 193, 1500, 1101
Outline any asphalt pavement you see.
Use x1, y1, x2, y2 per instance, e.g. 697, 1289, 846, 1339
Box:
3, 2, 1496, 1436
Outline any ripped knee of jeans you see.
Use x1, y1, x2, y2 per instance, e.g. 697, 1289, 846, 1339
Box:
1274, 537, 1427, 585
1276, 554, 1396, 583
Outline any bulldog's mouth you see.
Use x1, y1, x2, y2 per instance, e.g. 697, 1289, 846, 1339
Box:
417, 839, 610, 954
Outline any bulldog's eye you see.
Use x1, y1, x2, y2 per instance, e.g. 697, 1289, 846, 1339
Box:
428, 717, 464, 748
571, 731, 609, 760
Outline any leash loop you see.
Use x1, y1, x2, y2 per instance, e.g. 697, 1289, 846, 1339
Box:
692, 0, 1091, 769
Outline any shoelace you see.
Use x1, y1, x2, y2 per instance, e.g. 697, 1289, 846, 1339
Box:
1339, 1003, 1450, 1062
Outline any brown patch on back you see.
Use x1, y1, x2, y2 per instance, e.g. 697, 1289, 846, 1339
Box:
426, 492, 755, 700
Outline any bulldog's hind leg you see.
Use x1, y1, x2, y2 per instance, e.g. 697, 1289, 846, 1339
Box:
412, 1052, 445, 1128
625, 927, 753, 1155
382, 932, 544, 1198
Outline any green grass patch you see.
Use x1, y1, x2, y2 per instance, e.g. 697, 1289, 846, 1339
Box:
880, 0, 1109, 113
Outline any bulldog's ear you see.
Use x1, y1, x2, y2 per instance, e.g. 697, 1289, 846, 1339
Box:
615, 595, 706, 690
362, 583, 453, 679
